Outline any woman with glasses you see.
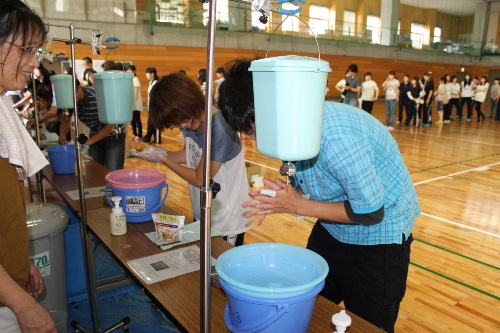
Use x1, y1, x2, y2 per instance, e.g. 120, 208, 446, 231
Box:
0, 1, 57, 332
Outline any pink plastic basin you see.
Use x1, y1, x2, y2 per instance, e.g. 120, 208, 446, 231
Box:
105, 168, 166, 189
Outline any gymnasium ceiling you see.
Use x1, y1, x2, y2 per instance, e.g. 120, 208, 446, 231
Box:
400, 0, 500, 17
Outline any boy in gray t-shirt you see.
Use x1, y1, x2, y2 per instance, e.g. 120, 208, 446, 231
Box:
344, 64, 361, 106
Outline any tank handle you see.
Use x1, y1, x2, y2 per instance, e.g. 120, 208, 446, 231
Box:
224, 303, 288, 333
265, 14, 321, 71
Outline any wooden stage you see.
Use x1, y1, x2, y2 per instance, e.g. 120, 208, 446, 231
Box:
122, 102, 499, 332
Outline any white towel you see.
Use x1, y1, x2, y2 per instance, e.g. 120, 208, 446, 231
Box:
0, 94, 48, 179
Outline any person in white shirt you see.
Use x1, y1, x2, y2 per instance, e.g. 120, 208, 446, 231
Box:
335, 72, 348, 102
460, 73, 474, 121
127, 65, 143, 140
214, 66, 225, 102
360, 72, 379, 114
382, 71, 400, 130
449, 76, 461, 120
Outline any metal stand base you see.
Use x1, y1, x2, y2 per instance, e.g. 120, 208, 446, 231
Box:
71, 317, 131, 333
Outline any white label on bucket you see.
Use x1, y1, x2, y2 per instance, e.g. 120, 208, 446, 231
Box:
125, 196, 146, 213
30, 251, 51, 278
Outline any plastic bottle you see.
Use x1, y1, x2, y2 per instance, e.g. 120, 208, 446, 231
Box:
110, 196, 127, 235
332, 310, 351, 333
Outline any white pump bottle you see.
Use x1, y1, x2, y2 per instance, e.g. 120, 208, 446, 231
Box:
110, 196, 127, 235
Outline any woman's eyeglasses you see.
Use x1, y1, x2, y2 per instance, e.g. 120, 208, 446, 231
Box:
4, 41, 46, 62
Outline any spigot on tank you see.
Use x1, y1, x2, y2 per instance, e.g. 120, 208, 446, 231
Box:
279, 161, 296, 186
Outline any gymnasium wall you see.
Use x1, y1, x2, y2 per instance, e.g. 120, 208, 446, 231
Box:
49, 43, 492, 102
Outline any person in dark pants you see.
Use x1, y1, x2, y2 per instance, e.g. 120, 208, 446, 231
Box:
127, 65, 143, 139
218, 60, 419, 333
403, 76, 424, 127
142, 67, 161, 143
398, 74, 411, 123
460, 73, 474, 121
420, 73, 434, 126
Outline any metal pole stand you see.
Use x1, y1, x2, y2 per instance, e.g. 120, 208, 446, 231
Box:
48, 23, 131, 333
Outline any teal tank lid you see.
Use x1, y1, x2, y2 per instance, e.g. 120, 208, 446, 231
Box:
249, 55, 332, 72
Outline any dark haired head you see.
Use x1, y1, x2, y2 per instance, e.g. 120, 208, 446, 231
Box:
440, 76, 447, 83
198, 68, 207, 85
127, 64, 136, 72
388, 70, 396, 76
82, 56, 92, 65
36, 81, 52, 107
347, 64, 358, 73
217, 59, 255, 134
0, 0, 48, 72
148, 73, 205, 131
216, 67, 225, 74
364, 72, 372, 79
146, 67, 159, 80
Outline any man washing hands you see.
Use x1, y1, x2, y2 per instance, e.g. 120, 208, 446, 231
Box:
217, 59, 419, 333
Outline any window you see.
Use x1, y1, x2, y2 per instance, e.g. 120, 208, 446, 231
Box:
366, 15, 380, 44
55, 0, 64, 12
157, 0, 187, 24
281, 3, 300, 32
411, 22, 425, 49
309, 5, 329, 35
203, 0, 229, 26
330, 10, 336, 31
343, 10, 355, 36
434, 26, 442, 43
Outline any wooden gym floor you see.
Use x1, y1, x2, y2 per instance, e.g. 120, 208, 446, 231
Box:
124, 101, 499, 332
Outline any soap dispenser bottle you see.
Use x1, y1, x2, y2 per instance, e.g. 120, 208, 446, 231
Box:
110, 196, 127, 235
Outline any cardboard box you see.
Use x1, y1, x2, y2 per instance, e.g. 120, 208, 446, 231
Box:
245, 162, 262, 182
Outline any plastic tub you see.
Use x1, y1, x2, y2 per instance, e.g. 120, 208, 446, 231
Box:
105, 168, 166, 189
93, 71, 134, 124
221, 279, 324, 333
249, 56, 331, 161
105, 169, 169, 222
50, 74, 73, 109
215, 243, 328, 298
216, 243, 328, 332
46, 145, 76, 174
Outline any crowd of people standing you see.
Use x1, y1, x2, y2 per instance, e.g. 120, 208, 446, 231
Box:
335, 64, 500, 129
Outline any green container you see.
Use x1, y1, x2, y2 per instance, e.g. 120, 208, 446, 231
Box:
249, 56, 331, 161
50, 74, 73, 109
93, 71, 134, 124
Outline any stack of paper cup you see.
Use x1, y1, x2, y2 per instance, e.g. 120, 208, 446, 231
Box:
251, 175, 264, 188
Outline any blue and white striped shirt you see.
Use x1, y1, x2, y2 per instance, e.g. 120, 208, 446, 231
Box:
295, 101, 419, 245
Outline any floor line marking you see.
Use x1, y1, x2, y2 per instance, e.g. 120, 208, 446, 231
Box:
395, 128, 500, 147
410, 262, 500, 301
413, 161, 500, 186
413, 238, 500, 270
420, 212, 500, 239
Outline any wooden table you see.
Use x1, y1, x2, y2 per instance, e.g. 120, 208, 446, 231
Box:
44, 161, 381, 332
87, 206, 382, 333
43, 160, 111, 212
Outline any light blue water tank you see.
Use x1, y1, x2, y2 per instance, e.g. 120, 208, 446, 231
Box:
50, 74, 73, 109
249, 56, 331, 161
93, 70, 134, 124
